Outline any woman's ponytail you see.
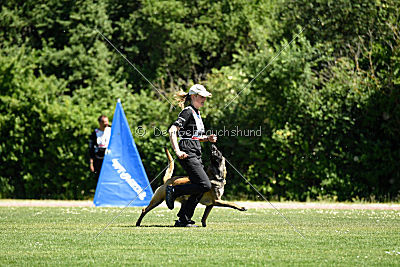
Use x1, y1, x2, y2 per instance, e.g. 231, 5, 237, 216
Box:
175, 91, 191, 110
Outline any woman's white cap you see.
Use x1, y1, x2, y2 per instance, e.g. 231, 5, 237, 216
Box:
188, 84, 212, 97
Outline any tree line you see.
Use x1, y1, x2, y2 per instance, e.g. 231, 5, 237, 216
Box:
0, 0, 399, 201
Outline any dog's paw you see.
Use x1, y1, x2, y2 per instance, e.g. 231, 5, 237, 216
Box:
202, 221, 207, 227
240, 207, 247, 211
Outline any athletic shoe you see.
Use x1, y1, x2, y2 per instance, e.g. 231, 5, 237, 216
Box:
165, 185, 175, 210
174, 219, 199, 227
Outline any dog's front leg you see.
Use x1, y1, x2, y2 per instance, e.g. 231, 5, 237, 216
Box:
201, 205, 213, 227
213, 200, 247, 211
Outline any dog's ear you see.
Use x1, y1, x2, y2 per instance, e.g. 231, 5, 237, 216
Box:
211, 144, 223, 156
211, 144, 217, 151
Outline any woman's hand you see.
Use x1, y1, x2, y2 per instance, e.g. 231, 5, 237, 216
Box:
90, 160, 95, 172
207, 134, 217, 143
176, 150, 188, 159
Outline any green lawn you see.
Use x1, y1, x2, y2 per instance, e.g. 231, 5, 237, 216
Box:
0, 205, 399, 266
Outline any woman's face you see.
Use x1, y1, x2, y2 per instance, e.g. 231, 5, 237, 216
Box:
99, 117, 109, 129
191, 94, 207, 108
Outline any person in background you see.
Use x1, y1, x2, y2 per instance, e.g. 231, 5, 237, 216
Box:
89, 115, 111, 179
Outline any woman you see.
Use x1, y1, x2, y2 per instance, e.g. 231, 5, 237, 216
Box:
89, 115, 111, 180
166, 84, 217, 227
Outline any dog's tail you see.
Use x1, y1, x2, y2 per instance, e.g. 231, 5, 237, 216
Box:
162, 147, 174, 183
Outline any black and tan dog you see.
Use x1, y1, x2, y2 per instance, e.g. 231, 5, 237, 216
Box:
136, 144, 247, 227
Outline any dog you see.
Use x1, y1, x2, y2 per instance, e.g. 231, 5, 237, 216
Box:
136, 144, 247, 227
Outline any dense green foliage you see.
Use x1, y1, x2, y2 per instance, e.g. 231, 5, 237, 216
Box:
0, 0, 399, 200
1, 205, 400, 265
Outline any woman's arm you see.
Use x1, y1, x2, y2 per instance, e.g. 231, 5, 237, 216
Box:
199, 134, 217, 143
169, 125, 188, 159
89, 131, 96, 172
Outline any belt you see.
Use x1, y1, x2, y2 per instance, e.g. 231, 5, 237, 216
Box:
180, 137, 200, 140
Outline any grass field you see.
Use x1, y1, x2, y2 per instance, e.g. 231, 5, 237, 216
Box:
1, 205, 399, 266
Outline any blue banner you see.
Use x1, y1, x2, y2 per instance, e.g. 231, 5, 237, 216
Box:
93, 100, 153, 207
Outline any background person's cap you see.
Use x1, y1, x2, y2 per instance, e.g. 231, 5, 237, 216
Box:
188, 84, 212, 97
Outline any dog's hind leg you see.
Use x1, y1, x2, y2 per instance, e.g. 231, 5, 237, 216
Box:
201, 205, 213, 227
136, 186, 166, 226
136, 199, 164, 226
213, 200, 247, 211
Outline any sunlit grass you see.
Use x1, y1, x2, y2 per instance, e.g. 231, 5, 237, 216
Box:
1, 206, 399, 266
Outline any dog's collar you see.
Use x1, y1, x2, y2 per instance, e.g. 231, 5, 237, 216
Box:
211, 179, 225, 186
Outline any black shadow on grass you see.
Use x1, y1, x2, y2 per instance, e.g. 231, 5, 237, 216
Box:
115, 225, 175, 228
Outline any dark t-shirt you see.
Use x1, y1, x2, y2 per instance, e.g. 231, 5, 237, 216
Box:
171, 105, 202, 157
